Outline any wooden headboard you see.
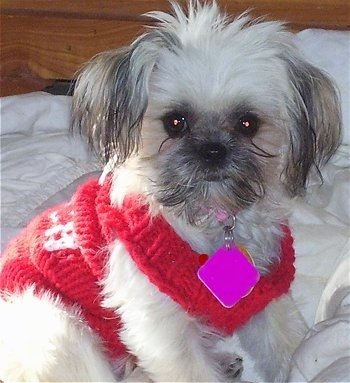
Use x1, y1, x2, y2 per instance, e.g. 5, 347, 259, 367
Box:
1, 0, 349, 96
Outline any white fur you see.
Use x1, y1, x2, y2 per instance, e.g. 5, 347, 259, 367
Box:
0, 1, 341, 381
0, 288, 117, 381
103, 241, 225, 381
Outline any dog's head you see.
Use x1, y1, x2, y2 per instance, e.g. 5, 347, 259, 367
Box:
72, 1, 341, 224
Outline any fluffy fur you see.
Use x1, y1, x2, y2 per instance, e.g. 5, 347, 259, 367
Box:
0, 1, 342, 381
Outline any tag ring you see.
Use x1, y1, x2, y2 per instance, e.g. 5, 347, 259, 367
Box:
223, 216, 236, 250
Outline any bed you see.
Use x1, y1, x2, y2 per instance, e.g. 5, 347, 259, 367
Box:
1, 1, 349, 381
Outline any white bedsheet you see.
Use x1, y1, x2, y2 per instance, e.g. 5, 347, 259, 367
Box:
0, 29, 349, 382
0, 92, 102, 248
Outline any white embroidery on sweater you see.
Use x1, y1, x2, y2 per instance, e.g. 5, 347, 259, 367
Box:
49, 211, 59, 224
44, 210, 78, 251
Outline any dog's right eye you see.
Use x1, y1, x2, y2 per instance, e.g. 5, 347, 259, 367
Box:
163, 113, 189, 138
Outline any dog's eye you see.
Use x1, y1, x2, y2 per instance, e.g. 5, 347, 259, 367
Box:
236, 113, 259, 136
163, 113, 189, 138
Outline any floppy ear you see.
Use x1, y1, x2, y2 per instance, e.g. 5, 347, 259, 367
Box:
282, 55, 342, 196
72, 30, 179, 164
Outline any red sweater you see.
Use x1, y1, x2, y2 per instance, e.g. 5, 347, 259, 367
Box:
0, 177, 295, 360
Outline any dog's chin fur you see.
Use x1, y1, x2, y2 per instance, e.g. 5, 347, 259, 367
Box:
0, 1, 342, 382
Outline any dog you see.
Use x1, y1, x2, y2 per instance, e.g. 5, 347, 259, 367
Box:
0, 1, 342, 381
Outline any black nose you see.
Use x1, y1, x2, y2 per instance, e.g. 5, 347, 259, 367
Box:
199, 142, 227, 164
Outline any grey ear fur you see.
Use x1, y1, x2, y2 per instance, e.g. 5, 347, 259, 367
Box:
282, 55, 342, 196
72, 30, 179, 164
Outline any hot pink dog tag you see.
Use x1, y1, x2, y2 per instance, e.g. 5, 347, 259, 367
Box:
198, 245, 260, 308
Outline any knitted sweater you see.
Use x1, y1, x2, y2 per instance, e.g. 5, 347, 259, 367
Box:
0, 177, 295, 360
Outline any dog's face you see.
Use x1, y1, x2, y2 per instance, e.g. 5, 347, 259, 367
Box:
72, 2, 341, 225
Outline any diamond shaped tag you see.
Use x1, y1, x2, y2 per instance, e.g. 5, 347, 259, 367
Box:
197, 245, 260, 308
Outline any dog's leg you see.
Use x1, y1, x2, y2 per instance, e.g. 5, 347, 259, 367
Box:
237, 294, 307, 381
0, 288, 117, 382
104, 242, 233, 382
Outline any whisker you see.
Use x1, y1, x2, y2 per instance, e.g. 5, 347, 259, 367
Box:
159, 137, 171, 152
249, 142, 277, 158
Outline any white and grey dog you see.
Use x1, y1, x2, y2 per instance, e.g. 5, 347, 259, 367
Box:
0, 1, 342, 382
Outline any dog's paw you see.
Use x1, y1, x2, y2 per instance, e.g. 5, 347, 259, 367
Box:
123, 366, 152, 382
219, 353, 244, 381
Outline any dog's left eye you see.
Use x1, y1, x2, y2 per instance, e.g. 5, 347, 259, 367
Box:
236, 113, 260, 136
163, 113, 189, 138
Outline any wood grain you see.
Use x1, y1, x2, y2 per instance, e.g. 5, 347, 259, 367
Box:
1, 0, 349, 95
2, 0, 349, 29
1, 15, 144, 78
